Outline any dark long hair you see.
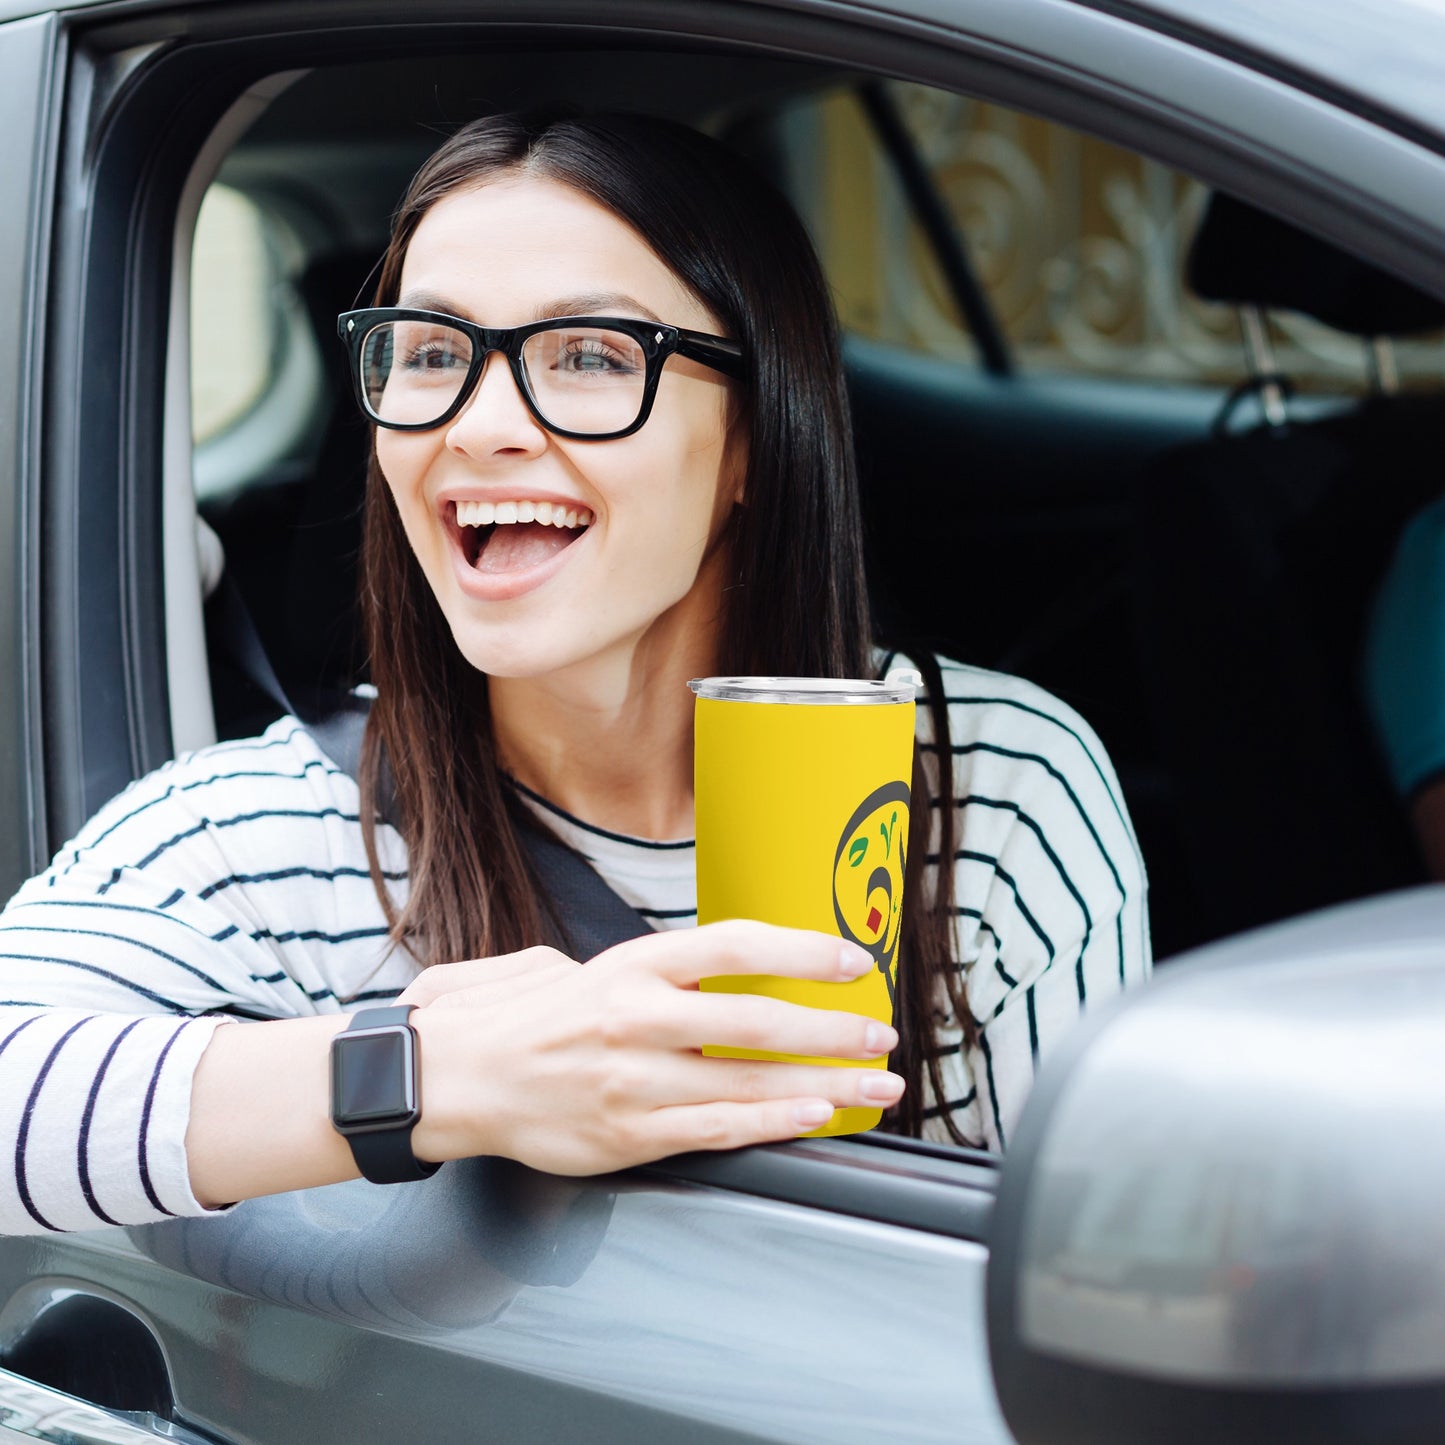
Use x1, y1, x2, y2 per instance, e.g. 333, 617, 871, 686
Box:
358, 113, 972, 1142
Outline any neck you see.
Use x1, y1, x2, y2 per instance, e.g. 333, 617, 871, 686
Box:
487, 558, 727, 842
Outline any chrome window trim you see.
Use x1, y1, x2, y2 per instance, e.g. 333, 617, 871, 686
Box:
644, 1133, 999, 1241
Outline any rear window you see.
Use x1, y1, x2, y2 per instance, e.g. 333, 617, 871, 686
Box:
779, 81, 1445, 395
191, 184, 280, 444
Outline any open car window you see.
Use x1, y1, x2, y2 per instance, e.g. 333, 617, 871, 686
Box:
191, 183, 326, 505
183, 62, 1160, 1171
774, 80, 1445, 397
191, 185, 279, 446
169, 45, 1441, 1184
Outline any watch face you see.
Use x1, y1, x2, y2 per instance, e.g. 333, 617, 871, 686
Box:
332, 1029, 416, 1127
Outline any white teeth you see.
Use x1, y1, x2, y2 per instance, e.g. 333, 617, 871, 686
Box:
454, 500, 592, 529
455, 500, 495, 527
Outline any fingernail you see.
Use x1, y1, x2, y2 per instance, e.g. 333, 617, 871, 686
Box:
795, 1100, 835, 1128
838, 944, 873, 979
860, 1072, 904, 1103
864, 1023, 898, 1055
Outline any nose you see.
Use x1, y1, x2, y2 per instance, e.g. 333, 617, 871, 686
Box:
443, 349, 548, 460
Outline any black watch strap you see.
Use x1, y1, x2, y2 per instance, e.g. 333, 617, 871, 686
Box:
331, 1004, 441, 1185
348, 1127, 439, 1185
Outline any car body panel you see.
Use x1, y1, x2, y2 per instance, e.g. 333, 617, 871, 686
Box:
0, 12, 55, 902
1070, 0, 1445, 149
2, 0, 1444, 160
0, 1161, 1008, 1444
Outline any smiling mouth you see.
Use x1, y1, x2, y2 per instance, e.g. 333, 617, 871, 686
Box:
452, 499, 593, 574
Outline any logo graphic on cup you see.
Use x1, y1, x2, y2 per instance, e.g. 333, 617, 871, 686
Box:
831, 781, 911, 1006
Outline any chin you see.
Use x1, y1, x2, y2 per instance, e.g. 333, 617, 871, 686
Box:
438, 581, 703, 685
447, 623, 596, 682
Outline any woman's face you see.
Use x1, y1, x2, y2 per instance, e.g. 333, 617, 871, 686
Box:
376, 174, 744, 685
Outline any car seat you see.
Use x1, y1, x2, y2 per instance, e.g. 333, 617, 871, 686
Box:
203, 248, 378, 737
1132, 193, 1445, 941
281, 250, 378, 701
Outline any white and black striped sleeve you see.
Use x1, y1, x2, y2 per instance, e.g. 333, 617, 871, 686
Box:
913, 659, 1151, 1152
0, 719, 412, 1235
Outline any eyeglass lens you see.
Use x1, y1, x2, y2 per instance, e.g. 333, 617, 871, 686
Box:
360, 319, 650, 434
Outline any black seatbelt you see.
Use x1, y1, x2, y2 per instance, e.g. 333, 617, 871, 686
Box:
212, 571, 294, 717
209, 568, 655, 961
307, 703, 655, 961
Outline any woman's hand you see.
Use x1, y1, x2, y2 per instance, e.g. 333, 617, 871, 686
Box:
398, 945, 579, 1008
406, 920, 903, 1175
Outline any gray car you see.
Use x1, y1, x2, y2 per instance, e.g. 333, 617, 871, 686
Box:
2, 1, 1445, 1442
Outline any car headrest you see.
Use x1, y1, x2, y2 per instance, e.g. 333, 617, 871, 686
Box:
1187, 192, 1445, 336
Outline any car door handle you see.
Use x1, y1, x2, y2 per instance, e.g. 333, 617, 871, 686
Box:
0, 1364, 219, 1444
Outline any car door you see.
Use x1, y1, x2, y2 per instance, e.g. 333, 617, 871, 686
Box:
2, 2, 1445, 1444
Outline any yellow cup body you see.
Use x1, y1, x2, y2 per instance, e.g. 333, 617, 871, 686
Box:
695, 693, 914, 1136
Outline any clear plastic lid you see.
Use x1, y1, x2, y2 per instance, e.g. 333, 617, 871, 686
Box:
688, 673, 919, 705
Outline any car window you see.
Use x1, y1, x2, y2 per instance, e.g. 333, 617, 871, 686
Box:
776, 81, 1445, 395
191, 184, 283, 444
190, 182, 325, 501
167, 52, 1429, 1183
768, 87, 977, 363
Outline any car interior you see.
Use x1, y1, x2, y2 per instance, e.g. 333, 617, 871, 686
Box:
181, 46, 1444, 970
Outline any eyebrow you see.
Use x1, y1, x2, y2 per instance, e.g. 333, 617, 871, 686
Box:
538, 293, 664, 323
395, 289, 665, 324
396, 289, 475, 319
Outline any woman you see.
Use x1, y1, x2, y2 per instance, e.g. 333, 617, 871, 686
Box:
0, 113, 1148, 1235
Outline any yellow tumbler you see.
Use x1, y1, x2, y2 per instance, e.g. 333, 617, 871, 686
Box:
690, 675, 917, 1136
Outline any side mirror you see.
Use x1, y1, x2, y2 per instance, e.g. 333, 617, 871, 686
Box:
986, 890, 1445, 1445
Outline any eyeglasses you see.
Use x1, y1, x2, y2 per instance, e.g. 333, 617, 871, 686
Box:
337, 307, 746, 440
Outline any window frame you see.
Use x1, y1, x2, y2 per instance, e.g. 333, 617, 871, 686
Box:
0, 11, 56, 904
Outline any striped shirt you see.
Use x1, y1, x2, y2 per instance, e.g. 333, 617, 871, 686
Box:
0, 655, 1148, 1235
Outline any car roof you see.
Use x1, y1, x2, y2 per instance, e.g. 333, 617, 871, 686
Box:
1064, 0, 1445, 147
12, 0, 1445, 154
211, 48, 842, 259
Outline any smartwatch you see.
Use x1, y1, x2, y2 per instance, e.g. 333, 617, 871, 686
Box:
329, 1005, 441, 1184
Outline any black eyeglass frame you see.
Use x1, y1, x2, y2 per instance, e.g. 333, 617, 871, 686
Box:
337, 307, 747, 440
